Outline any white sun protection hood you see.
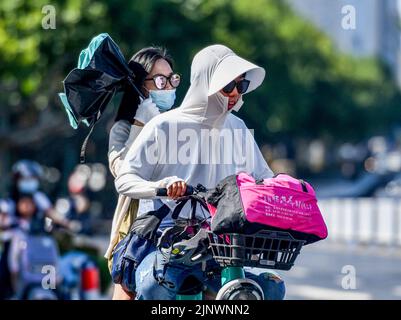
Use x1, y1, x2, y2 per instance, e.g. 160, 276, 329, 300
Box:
178, 45, 266, 127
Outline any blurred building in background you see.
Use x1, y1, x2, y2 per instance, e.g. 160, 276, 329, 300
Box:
288, 0, 401, 87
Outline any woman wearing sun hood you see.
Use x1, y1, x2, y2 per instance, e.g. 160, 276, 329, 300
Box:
114, 44, 285, 300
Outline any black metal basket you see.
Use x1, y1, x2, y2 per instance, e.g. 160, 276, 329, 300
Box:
207, 230, 306, 270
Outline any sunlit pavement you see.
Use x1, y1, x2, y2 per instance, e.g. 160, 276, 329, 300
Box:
282, 241, 401, 300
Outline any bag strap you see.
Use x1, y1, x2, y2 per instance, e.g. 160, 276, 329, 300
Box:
271, 173, 309, 193
152, 225, 189, 290
299, 179, 308, 193
79, 87, 117, 163
272, 172, 285, 178
79, 114, 99, 163
172, 194, 209, 220
153, 246, 175, 289
256, 172, 285, 184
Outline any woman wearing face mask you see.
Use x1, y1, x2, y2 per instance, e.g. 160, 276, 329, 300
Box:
9, 160, 76, 232
7, 195, 38, 295
106, 47, 180, 300
115, 45, 285, 300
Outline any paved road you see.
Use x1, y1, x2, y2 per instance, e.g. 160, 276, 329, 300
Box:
96, 235, 401, 300
281, 241, 401, 300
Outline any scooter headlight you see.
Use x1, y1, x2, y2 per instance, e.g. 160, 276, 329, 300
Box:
216, 278, 264, 300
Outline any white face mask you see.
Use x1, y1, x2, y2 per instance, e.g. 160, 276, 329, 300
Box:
17, 179, 39, 194
149, 89, 176, 111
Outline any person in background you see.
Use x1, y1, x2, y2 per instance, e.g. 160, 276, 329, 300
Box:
105, 47, 181, 300
65, 172, 92, 235
8, 160, 78, 231
0, 160, 78, 299
0, 199, 15, 299
7, 194, 38, 294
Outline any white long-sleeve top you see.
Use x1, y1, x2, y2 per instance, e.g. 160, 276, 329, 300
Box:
108, 120, 142, 179
115, 112, 273, 223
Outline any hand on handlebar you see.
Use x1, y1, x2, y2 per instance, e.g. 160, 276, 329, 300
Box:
167, 181, 187, 200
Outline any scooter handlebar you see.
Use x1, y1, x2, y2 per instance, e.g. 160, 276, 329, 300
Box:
156, 185, 194, 197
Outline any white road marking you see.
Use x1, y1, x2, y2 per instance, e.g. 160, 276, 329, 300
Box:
392, 285, 401, 297
286, 285, 372, 300
286, 266, 310, 279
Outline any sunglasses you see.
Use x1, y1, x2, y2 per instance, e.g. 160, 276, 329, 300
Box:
144, 73, 181, 90
222, 78, 250, 94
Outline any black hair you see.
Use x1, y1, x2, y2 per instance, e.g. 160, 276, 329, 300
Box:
14, 193, 38, 218
115, 46, 174, 122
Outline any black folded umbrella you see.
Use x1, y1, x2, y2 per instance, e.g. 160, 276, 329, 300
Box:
58, 33, 147, 163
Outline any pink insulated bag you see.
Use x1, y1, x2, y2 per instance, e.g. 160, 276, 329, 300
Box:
206, 172, 328, 244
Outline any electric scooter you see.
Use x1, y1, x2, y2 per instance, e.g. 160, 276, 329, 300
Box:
155, 186, 306, 300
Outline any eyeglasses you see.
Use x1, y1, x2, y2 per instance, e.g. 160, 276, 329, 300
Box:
144, 73, 181, 90
222, 79, 250, 94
